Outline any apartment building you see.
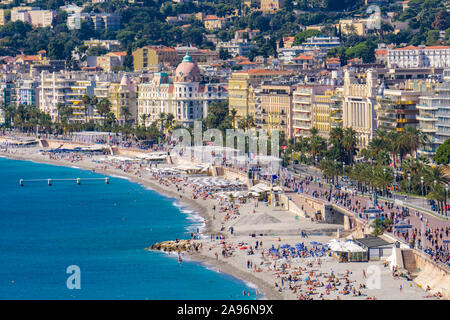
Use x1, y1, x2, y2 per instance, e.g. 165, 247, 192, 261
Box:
16, 79, 39, 106
256, 85, 293, 139
342, 69, 378, 148
260, 0, 280, 13
388, 45, 450, 68
312, 89, 343, 139
38, 72, 95, 123
108, 75, 137, 125
133, 46, 178, 72
11, 7, 56, 28
417, 81, 450, 158
228, 69, 293, 121
0, 9, 6, 26
291, 84, 336, 138
375, 88, 420, 133
203, 15, 227, 30
68, 12, 121, 31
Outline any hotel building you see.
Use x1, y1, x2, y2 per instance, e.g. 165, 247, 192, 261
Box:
342, 69, 378, 148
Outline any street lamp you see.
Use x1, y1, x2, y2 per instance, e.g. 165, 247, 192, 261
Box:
420, 176, 424, 209
393, 169, 397, 200
383, 168, 386, 197
446, 185, 449, 217
408, 173, 411, 199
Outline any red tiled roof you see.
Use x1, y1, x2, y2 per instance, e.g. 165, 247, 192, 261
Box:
293, 54, 313, 60
237, 61, 257, 65
393, 45, 418, 50
237, 69, 293, 75
109, 51, 127, 56
16, 55, 40, 61
392, 45, 450, 51
204, 15, 224, 21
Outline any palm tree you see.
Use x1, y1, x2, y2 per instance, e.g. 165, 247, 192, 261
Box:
319, 159, 340, 184
96, 98, 112, 125
140, 114, 147, 127
56, 103, 73, 134
158, 112, 166, 132
2, 104, 17, 128
230, 108, 237, 130
237, 115, 254, 131
427, 183, 446, 214
374, 166, 393, 197
424, 166, 449, 194
398, 126, 426, 159
82, 95, 98, 123
164, 113, 175, 133
309, 135, 326, 163
120, 106, 131, 125
342, 127, 357, 165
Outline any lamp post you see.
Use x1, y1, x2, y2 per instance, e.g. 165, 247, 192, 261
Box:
383, 168, 386, 197
408, 173, 411, 200
420, 176, 424, 210
393, 169, 397, 200
446, 185, 449, 217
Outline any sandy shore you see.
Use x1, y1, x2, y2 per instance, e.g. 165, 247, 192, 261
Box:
0, 146, 439, 300
0, 147, 284, 299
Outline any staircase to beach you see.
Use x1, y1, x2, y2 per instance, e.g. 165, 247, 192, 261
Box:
402, 249, 418, 274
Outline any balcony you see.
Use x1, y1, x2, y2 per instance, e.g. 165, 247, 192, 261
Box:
292, 115, 311, 121
416, 104, 438, 111
416, 115, 437, 122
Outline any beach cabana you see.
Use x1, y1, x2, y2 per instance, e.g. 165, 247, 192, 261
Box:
250, 183, 271, 193
327, 239, 368, 262
355, 236, 393, 261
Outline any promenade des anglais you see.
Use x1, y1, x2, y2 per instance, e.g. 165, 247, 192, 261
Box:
0, 0, 449, 301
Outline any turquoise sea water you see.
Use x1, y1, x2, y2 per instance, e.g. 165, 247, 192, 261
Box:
0, 157, 258, 300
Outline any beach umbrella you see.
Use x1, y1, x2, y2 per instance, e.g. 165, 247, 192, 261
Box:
240, 246, 248, 250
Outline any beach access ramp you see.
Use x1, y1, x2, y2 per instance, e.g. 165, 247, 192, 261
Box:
38, 139, 49, 148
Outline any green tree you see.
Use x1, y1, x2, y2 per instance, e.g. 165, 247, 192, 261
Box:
96, 98, 112, 124
293, 29, 320, 46
434, 138, 450, 165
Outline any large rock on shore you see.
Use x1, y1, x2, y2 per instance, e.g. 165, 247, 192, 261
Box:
147, 240, 193, 252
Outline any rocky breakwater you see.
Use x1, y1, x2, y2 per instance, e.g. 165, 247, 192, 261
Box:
148, 239, 199, 253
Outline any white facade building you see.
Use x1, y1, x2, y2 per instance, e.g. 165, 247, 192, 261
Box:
343, 69, 378, 148
138, 52, 227, 127
387, 45, 450, 69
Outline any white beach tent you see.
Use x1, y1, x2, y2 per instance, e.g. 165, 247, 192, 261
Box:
250, 183, 271, 193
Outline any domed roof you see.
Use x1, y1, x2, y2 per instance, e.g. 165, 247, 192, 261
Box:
174, 52, 201, 83
377, 80, 387, 97
119, 74, 135, 92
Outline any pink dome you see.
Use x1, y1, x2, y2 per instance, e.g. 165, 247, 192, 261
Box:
119, 74, 135, 92
175, 52, 201, 83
